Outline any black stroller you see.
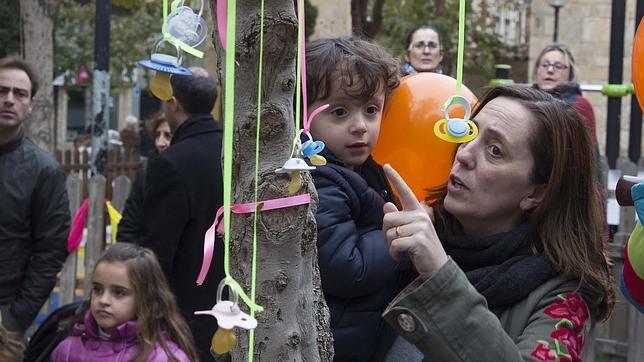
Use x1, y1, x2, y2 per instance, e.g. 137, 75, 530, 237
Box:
23, 301, 86, 362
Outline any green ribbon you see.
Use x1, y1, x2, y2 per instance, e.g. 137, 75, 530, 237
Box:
455, 0, 465, 95
246, 0, 267, 358
221, 0, 263, 315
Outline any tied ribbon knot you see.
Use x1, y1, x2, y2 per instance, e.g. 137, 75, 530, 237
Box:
196, 193, 311, 286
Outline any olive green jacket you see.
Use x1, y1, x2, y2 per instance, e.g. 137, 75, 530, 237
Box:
383, 258, 595, 361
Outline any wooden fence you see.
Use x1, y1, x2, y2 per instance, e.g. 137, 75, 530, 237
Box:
37, 154, 644, 361
54, 148, 141, 201
31, 151, 136, 336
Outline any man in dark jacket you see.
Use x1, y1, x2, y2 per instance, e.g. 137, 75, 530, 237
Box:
0, 57, 70, 336
137, 68, 224, 361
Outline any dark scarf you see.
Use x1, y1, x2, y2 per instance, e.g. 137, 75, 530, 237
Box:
439, 222, 557, 309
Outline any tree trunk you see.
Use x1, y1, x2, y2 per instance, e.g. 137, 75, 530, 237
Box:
210, 1, 333, 360
351, 0, 385, 39
20, 0, 61, 152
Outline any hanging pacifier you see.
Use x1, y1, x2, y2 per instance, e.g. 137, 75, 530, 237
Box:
297, 104, 330, 167
138, 38, 192, 101
167, 0, 208, 47
195, 280, 257, 355
434, 95, 478, 143
300, 131, 327, 166
276, 157, 316, 195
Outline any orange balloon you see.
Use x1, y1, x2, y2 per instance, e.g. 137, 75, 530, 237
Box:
633, 18, 644, 111
372, 73, 476, 202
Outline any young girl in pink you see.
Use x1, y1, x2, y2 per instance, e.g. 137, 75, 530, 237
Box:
52, 243, 197, 361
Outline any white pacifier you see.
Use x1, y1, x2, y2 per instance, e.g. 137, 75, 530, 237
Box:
167, 0, 208, 47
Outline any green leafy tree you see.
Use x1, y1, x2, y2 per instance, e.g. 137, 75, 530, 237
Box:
351, 0, 386, 38
351, 0, 522, 78
0, 0, 21, 58
54, 0, 162, 89
305, 0, 318, 39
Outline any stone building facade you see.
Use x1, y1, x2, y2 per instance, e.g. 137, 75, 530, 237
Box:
529, 0, 641, 159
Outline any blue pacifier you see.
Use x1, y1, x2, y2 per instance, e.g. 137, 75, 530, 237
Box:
299, 132, 326, 166
434, 95, 478, 143
302, 140, 325, 158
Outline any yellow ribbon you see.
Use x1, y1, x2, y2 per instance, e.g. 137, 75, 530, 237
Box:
105, 201, 122, 244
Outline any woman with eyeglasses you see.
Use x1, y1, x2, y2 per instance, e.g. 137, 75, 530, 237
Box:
534, 43, 607, 241
401, 25, 444, 75
533, 43, 598, 147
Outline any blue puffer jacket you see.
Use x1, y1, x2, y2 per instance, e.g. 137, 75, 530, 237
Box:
310, 152, 411, 361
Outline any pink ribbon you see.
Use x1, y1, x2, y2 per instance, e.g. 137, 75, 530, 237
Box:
216, 0, 227, 50
67, 198, 89, 252
303, 104, 330, 133
294, 0, 328, 134
196, 193, 311, 285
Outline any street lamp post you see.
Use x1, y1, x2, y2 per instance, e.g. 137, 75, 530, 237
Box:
546, 0, 569, 42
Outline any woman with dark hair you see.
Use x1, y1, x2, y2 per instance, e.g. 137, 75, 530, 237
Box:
117, 112, 172, 243
401, 25, 444, 75
381, 86, 614, 361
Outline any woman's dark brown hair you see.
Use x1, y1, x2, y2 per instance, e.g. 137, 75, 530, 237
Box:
404, 24, 442, 51
94, 243, 197, 362
430, 85, 614, 321
148, 111, 168, 134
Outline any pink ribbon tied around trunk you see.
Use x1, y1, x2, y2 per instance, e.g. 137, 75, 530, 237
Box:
196, 193, 311, 285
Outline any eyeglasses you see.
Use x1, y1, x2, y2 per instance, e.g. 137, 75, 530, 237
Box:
409, 41, 440, 51
539, 62, 569, 71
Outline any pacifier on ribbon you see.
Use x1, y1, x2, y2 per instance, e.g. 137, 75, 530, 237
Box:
167, 0, 208, 47
276, 104, 329, 194
300, 130, 327, 166
138, 39, 191, 101
195, 280, 257, 355
276, 157, 316, 195
434, 95, 478, 143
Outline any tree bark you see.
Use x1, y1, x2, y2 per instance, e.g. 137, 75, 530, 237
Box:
351, 0, 386, 39
210, 1, 333, 360
20, 0, 61, 152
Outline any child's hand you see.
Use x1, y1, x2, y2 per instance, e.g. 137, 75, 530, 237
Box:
382, 164, 448, 280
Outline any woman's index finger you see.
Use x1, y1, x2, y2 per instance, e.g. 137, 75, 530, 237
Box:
383, 164, 422, 211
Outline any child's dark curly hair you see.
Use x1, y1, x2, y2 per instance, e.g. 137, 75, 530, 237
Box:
306, 37, 400, 104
